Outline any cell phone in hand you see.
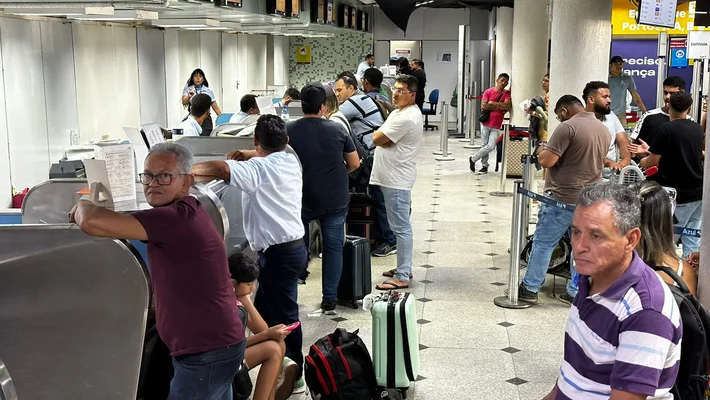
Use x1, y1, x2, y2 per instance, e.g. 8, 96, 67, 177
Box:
284, 321, 301, 332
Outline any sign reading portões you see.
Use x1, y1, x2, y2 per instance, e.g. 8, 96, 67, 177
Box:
687, 30, 710, 59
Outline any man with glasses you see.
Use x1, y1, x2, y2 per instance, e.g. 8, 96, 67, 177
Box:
192, 114, 309, 396
515, 95, 611, 305
609, 55, 647, 126
70, 142, 245, 399
372, 75, 423, 290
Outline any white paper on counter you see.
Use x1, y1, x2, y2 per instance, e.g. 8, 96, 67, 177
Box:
123, 127, 149, 174
83, 158, 111, 202
142, 123, 165, 148
93, 143, 137, 203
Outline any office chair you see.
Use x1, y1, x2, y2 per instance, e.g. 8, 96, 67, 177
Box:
422, 89, 440, 131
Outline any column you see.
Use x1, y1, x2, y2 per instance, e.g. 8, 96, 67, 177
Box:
548, 0, 612, 133
509, 0, 549, 127
494, 6, 514, 82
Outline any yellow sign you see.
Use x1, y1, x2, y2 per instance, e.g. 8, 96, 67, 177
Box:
612, 0, 709, 35
295, 46, 311, 64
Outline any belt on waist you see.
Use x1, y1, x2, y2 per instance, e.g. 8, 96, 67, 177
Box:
267, 238, 303, 252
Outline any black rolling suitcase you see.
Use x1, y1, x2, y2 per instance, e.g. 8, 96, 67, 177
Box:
338, 236, 372, 308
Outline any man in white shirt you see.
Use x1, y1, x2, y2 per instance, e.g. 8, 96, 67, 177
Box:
191, 114, 308, 396
229, 94, 261, 124
176, 93, 212, 136
582, 81, 631, 178
371, 75, 423, 290
356, 54, 375, 79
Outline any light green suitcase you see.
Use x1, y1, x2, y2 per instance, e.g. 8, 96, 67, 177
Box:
371, 291, 420, 395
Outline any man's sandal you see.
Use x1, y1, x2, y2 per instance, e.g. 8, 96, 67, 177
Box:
375, 279, 410, 290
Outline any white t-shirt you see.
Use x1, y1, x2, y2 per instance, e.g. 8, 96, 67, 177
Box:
176, 116, 202, 137
599, 113, 624, 161
370, 105, 423, 190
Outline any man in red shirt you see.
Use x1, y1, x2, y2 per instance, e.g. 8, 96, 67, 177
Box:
70, 142, 244, 400
469, 73, 511, 174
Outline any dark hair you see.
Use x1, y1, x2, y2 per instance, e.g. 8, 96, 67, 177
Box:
396, 74, 418, 93
497, 73, 510, 81
610, 55, 624, 64
544, 73, 549, 78
363, 67, 384, 88
365, 54, 374, 59
254, 114, 288, 152
669, 91, 693, 113
240, 94, 258, 113
663, 76, 686, 91
190, 93, 212, 117
186, 68, 209, 87
336, 74, 359, 90
284, 88, 300, 100
227, 253, 259, 283
396, 57, 409, 69
582, 81, 610, 102
337, 70, 357, 82
631, 180, 678, 267
412, 59, 423, 68
554, 95, 583, 113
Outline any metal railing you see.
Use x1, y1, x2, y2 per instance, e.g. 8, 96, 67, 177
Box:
433, 102, 455, 161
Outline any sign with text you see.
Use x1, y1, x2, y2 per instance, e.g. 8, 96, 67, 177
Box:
612, 0, 709, 35
670, 38, 689, 67
688, 30, 710, 59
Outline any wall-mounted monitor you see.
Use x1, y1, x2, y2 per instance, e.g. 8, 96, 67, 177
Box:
636, 0, 678, 28
350, 6, 357, 29
287, 0, 300, 18
338, 3, 349, 28
326, 0, 334, 24
215, 0, 241, 8
357, 10, 365, 31
311, 0, 325, 23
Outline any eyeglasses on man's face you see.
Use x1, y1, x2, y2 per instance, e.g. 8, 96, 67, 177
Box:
393, 87, 412, 95
139, 173, 186, 186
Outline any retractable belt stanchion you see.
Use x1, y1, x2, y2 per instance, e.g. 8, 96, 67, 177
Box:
520, 135, 536, 247
490, 124, 513, 197
463, 86, 481, 150
434, 102, 455, 161
494, 180, 532, 309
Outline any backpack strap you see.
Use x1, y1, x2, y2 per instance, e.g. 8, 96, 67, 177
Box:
650, 265, 692, 294
347, 97, 381, 147
399, 293, 416, 382
332, 115, 352, 135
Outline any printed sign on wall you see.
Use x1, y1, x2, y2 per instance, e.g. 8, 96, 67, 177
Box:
670, 38, 689, 67
295, 46, 312, 64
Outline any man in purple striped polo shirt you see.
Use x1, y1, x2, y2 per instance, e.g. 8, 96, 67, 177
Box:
543, 182, 682, 400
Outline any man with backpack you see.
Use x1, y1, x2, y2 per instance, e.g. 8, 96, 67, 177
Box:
336, 72, 398, 258
543, 182, 682, 400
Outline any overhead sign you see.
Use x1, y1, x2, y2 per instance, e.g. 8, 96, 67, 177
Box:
687, 30, 710, 59
612, 0, 710, 35
670, 38, 688, 67
637, 0, 678, 28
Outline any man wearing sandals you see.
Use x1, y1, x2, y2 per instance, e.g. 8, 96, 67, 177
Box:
371, 74, 423, 291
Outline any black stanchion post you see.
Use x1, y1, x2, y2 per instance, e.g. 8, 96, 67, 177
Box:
494, 180, 531, 309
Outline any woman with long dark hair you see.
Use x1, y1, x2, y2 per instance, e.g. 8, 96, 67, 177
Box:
182, 68, 222, 136
632, 180, 697, 294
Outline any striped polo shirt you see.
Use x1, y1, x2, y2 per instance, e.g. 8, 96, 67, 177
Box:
556, 253, 682, 400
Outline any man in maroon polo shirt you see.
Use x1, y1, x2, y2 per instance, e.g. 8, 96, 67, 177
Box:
70, 142, 244, 400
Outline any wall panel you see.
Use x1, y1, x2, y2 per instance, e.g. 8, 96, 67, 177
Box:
137, 28, 167, 127
164, 30, 183, 127
40, 20, 79, 164
1, 18, 50, 190
221, 33, 240, 112
199, 31, 222, 119
0, 23, 11, 205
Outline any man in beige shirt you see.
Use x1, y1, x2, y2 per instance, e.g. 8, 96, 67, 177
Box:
516, 95, 611, 305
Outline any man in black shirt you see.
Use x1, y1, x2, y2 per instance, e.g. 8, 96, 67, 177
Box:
287, 83, 360, 313
628, 76, 686, 156
640, 91, 703, 258
411, 59, 427, 111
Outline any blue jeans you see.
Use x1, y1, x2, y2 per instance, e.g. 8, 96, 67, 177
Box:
371, 185, 396, 246
381, 187, 413, 282
255, 243, 308, 377
169, 340, 246, 400
302, 206, 348, 301
522, 203, 577, 297
470, 125, 500, 168
675, 200, 702, 258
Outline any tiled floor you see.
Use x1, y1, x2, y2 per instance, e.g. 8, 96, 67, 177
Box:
291, 130, 572, 400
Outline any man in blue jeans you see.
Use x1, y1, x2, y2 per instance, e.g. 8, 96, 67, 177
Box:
286, 83, 360, 312
193, 115, 309, 396
72, 142, 245, 399
370, 75, 423, 290
518, 95, 610, 304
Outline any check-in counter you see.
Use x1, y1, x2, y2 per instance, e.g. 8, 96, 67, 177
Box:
0, 225, 150, 399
